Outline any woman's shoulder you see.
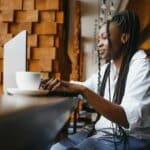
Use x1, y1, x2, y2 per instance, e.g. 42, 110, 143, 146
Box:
128, 50, 150, 79
131, 50, 149, 61
130, 50, 150, 67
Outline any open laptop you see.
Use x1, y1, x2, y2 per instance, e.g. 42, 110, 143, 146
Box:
3, 30, 27, 93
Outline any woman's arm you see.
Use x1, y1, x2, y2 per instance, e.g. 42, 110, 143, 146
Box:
41, 79, 129, 128
80, 86, 129, 128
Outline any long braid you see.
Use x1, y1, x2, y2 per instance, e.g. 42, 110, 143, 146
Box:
97, 50, 101, 95
112, 11, 140, 104
110, 11, 140, 150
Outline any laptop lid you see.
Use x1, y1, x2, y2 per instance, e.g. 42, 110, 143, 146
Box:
3, 30, 27, 93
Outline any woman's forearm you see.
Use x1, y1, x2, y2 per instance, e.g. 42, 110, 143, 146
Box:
80, 86, 129, 128
44, 79, 129, 128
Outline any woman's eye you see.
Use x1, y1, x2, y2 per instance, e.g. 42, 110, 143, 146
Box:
102, 36, 107, 39
102, 33, 108, 39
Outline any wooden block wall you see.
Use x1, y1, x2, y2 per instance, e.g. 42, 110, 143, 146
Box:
0, 0, 66, 94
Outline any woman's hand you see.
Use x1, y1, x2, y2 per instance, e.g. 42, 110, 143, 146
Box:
40, 78, 85, 95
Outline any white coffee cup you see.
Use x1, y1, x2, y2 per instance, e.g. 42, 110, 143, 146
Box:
16, 71, 41, 90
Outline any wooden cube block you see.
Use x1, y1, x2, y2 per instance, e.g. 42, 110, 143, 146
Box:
38, 35, 54, 47
0, 34, 12, 46
40, 58, 52, 72
14, 0, 23, 10
41, 47, 56, 60
0, 0, 22, 10
32, 47, 56, 60
23, 0, 34, 10
15, 10, 39, 22
0, 23, 8, 34
2, 10, 14, 22
40, 11, 55, 22
29, 60, 40, 71
36, 0, 59, 10
56, 11, 64, 24
27, 46, 31, 59
28, 34, 38, 47
0, 47, 3, 59
34, 22, 57, 34
9, 23, 32, 34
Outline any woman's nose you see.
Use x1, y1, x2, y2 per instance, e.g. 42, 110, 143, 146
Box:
97, 40, 103, 48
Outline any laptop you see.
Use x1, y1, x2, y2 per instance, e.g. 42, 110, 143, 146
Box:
3, 30, 27, 93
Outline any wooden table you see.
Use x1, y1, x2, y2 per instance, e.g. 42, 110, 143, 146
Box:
0, 94, 77, 150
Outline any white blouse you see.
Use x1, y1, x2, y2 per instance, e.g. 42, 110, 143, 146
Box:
72, 50, 150, 139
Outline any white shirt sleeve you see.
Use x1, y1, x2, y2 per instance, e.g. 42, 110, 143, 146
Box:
121, 58, 150, 130
70, 63, 108, 94
70, 73, 98, 93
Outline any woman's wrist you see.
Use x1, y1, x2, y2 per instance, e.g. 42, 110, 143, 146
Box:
78, 85, 88, 96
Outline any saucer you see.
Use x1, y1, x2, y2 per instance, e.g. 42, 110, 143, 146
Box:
7, 88, 49, 96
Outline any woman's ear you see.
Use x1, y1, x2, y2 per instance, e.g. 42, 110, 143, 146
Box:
121, 33, 130, 44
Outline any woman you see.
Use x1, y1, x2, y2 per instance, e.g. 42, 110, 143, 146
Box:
41, 11, 150, 150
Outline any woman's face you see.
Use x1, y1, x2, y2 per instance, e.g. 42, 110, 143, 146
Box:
97, 24, 109, 60
98, 22, 124, 60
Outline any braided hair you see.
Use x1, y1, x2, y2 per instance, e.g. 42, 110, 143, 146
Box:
111, 11, 140, 104
97, 10, 140, 150
99, 11, 140, 104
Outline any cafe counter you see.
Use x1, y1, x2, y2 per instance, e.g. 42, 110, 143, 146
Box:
0, 94, 77, 150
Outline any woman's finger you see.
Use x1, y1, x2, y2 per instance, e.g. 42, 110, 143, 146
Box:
46, 79, 59, 90
51, 81, 61, 91
41, 78, 54, 89
39, 78, 49, 88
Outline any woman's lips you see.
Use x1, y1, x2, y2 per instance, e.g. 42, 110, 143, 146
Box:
99, 49, 105, 55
